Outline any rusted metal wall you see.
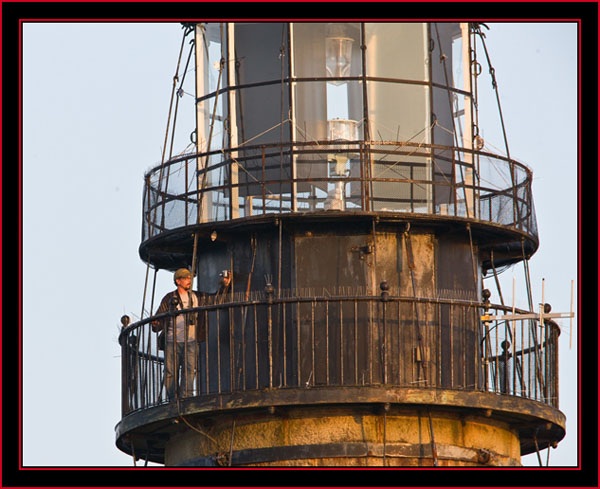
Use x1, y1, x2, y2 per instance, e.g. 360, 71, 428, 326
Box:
193, 222, 483, 394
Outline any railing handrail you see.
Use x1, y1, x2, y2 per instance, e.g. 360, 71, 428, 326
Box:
120, 293, 560, 416
119, 295, 540, 345
141, 138, 537, 246
143, 140, 532, 180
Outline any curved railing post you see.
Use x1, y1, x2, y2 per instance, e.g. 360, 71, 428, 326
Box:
265, 282, 275, 389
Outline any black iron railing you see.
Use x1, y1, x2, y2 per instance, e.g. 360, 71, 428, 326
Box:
141, 141, 537, 243
119, 292, 558, 416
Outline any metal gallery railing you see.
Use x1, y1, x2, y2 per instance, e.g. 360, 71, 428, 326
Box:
119, 291, 559, 417
141, 141, 538, 243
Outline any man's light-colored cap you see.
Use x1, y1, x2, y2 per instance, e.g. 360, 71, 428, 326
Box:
174, 268, 192, 280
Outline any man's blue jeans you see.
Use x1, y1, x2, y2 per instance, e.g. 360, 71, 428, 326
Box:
164, 340, 197, 400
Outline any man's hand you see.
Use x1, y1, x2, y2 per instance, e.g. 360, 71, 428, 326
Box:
220, 275, 231, 288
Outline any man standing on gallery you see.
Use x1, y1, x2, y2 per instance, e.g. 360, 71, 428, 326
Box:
152, 268, 201, 400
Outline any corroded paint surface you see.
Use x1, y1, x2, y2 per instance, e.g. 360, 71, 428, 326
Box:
165, 406, 521, 466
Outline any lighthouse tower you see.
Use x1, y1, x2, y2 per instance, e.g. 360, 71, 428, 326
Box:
116, 22, 566, 466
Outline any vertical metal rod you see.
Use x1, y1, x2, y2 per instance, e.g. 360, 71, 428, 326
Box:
287, 24, 296, 214
450, 303, 454, 388
472, 306, 478, 391
230, 305, 235, 392
325, 300, 330, 385
410, 164, 414, 213
520, 318, 524, 397
398, 301, 402, 386
268, 301, 273, 389
144, 325, 151, 406
528, 318, 532, 399
462, 306, 467, 388
544, 312, 549, 403
297, 302, 301, 387
382, 300, 387, 384
261, 147, 266, 215
512, 278, 516, 396
433, 302, 439, 388
216, 308, 222, 393
311, 300, 315, 386
359, 144, 365, 211
340, 300, 344, 385
427, 23, 436, 214
204, 310, 209, 395
185, 157, 189, 226
494, 319, 499, 393
368, 299, 373, 384
554, 321, 559, 408
451, 151, 457, 217
241, 305, 246, 392
523, 251, 544, 398
354, 300, 359, 384
278, 218, 283, 298
149, 271, 159, 403
283, 302, 287, 387
360, 23, 374, 212
121, 330, 128, 416
278, 24, 285, 215
171, 313, 178, 401
138, 326, 145, 408
144, 176, 152, 238
151, 326, 157, 406
483, 319, 490, 392
254, 304, 258, 389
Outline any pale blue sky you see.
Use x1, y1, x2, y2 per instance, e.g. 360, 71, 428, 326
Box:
22, 22, 578, 467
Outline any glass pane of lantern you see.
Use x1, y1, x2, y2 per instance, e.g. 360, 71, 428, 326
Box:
234, 23, 288, 84
366, 81, 431, 143
325, 36, 354, 83
292, 22, 361, 81
364, 23, 428, 81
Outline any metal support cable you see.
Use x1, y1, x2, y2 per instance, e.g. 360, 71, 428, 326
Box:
488, 249, 524, 392
466, 224, 479, 291
152, 28, 191, 234
178, 414, 219, 445
472, 25, 519, 225
428, 410, 439, 467
141, 28, 191, 320
228, 417, 236, 466
160, 39, 196, 230
533, 429, 543, 467
473, 27, 510, 160
434, 23, 471, 219
279, 23, 286, 213
521, 239, 546, 397
489, 250, 505, 307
